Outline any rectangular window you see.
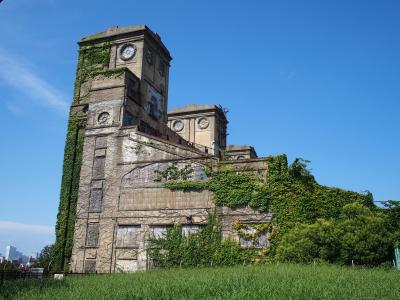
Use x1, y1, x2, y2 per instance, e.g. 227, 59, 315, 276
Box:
149, 225, 171, 240
116, 225, 141, 248
86, 223, 100, 247
238, 225, 269, 249
93, 156, 105, 178
182, 224, 200, 236
89, 189, 103, 212
123, 110, 138, 126
84, 259, 96, 273
95, 136, 107, 149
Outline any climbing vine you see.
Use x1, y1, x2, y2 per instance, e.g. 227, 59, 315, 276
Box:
53, 114, 86, 272
154, 163, 194, 182
148, 213, 259, 267
73, 42, 111, 103
163, 170, 270, 211
160, 155, 375, 260
53, 40, 114, 272
265, 155, 374, 256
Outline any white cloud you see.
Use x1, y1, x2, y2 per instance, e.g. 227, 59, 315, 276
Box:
0, 47, 69, 114
0, 221, 53, 235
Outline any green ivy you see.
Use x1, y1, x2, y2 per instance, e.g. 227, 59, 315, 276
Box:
163, 170, 270, 211
161, 154, 375, 260
155, 163, 194, 182
148, 213, 257, 268
73, 42, 111, 103
53, 40, 113, 272
53, 115, 86, 272
266, 155, 374, 256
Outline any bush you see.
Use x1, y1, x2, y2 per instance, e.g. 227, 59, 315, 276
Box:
0, 261, 16, 271
148, 213, 251, 268
212, 240, 244, 266
276, 202, 391, 266
276, 219, 338, 263
336, 202, 390, 265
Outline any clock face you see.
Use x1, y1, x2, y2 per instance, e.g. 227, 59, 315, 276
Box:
120, 44, 136, 61
98, 112, 110, 125
145, 48, 153, 65
172, 120, 184, 132
197, 117, 209, 129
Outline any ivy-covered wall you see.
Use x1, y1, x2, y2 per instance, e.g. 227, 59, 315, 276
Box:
73, 42, 111, 103
52, 42, 111, 272
265, 155, 374, 255
53, 116, 86, 271
160, 154, 374, 259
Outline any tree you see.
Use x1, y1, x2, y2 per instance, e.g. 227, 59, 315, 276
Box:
288, 158, 315, 183
0, 261, 16, 271
383, 200, 400, 239
36, 244, 54, 272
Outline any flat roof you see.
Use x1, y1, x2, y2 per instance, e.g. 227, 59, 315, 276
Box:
168, 104, 227, 119
226, 145, 254, 151
79, 25, 171, 60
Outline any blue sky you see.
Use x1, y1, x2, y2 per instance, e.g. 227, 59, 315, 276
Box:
0, 0, 399, 255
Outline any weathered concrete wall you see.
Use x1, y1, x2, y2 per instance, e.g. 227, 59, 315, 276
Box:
70, 122, 219, 273
69, 121, 271, 273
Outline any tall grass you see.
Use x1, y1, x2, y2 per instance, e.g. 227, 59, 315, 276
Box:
3, 264, 400, 299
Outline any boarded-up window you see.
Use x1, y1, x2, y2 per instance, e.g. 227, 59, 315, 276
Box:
182, 225, 200, 236
89, 189, 103, 212
239, 225, 269, 249
84, 259, 96, 273
93, 156, 105, 178
116, 225, 141, 248
149, 225, 171, 239
95, 136, 107, 149
86, 223, 100, 247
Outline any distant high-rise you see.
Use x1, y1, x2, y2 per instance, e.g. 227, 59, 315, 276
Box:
5, 245, 17, 260
4, 245, 29, 263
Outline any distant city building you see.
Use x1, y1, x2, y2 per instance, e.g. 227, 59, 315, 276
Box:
5, 245, 17, 260
4, 245, 29, 264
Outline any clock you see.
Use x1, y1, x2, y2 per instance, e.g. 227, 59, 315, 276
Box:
172, 120, 184, 132
145, 48, 153, 65
120, 43, 136, 61
197, 117, 209, 129
98, 112, 110, 125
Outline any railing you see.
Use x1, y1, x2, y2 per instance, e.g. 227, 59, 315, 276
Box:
0, 269, 45, 281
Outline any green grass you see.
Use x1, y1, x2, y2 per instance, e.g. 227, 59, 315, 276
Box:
3, 264, 400, 300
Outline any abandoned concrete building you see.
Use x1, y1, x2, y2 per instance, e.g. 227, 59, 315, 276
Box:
59, 25, 272, 273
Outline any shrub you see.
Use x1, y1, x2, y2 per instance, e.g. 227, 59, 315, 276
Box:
276, 219, 338, 263
148, 213, 251, 268
212, 240, 244, 266
336, 202, 390, 266
276, 202, 391, 266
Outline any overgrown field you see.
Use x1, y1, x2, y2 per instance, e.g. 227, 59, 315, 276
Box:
3, 264, 400, 300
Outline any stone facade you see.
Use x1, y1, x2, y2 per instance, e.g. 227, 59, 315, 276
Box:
67, 25, 271, 273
